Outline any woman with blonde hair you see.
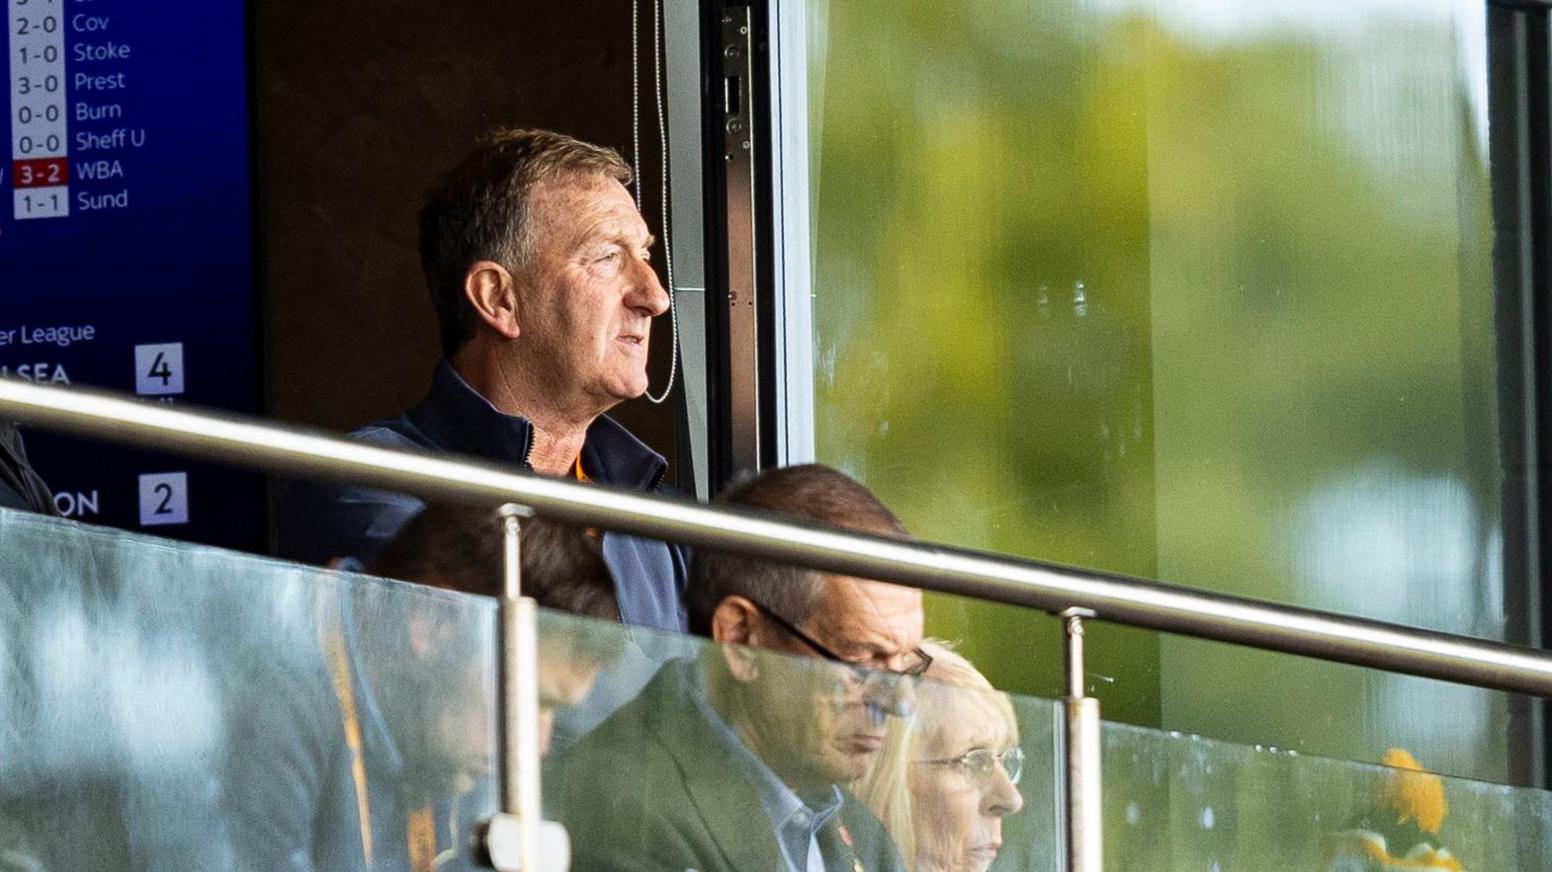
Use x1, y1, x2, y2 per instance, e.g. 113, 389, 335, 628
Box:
854, 640, 1025, 872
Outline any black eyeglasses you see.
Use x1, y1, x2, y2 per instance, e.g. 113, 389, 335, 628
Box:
916, 747, 1025, 786
747, 599, 932, 695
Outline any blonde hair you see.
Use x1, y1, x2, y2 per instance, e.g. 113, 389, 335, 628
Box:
852, 641, 1017, 869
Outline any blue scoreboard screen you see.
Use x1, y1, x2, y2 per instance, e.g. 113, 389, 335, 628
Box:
1, 0, 263, 549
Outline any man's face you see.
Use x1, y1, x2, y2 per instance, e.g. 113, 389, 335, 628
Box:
517, 177, 669, 408
738, 577, 925, 788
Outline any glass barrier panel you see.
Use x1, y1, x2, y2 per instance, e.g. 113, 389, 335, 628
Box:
0, 502, 1067, 868
9, 505, 1552, 872
0, 507, 1068, 871
1104, 720, 1552, 870
0, 507, 498, 870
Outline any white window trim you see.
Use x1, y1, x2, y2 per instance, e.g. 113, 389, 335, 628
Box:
769, 0, 817, 464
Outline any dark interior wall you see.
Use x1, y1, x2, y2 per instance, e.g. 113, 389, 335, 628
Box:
253, 0, 679, 474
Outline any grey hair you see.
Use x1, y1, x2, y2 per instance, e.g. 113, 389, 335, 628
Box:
418, 127, 634, 356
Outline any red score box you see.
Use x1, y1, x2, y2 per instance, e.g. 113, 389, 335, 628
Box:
12, 158, 69, 188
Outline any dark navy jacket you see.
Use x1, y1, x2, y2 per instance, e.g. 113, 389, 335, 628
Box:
277, 360, 689, 633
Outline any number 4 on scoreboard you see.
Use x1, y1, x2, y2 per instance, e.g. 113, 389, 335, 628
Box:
134, 342, 185, 396
148, 353, 172, 384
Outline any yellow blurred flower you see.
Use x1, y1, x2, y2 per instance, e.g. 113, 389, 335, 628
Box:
1380, 748, 1448, 835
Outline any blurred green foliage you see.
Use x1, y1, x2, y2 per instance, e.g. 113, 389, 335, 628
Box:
808, 0, 1508, 781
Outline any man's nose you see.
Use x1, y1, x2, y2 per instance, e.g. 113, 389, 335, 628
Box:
985, 765, 1024, 816
626, 256, 670, 317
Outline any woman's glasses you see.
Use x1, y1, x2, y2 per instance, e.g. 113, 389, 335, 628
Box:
916, 746, 1025, 786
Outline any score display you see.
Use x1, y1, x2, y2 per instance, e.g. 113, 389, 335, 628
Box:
10, 0, 68, 219
1, 0, 263, 550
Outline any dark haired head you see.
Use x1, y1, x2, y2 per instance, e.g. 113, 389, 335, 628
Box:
418, 127, 634, 356
686, 464, 909, 638
369, 501, 620, 623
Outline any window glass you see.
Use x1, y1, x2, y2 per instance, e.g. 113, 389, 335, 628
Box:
806, 0, 1511, 779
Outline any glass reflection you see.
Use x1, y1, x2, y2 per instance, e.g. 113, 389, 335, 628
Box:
806, 0, 1506, 778
1102, 723, 1549, 870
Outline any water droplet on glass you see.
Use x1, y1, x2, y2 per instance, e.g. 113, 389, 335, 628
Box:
1073, 281, 1088, 317
1200, 807, 1215, 830
1125, 801, 1141, 825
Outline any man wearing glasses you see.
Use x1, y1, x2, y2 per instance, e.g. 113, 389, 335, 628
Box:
546, 464, 922, 872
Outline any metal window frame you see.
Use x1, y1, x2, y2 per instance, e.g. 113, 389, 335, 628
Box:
695, 0, 767, 493
1489, 0, 1552, 788
679, 0, 814, 498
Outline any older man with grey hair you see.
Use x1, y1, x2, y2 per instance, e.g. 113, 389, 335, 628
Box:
547, 464, 923, 872
279, 127, 685, 632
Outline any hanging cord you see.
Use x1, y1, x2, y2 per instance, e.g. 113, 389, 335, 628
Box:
631, 1, 642, 208
634, 0, 678, 404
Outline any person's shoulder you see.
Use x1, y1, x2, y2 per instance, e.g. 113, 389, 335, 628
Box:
545, 697, 712, 871
273, 400, 440, 565
348, 416, 429, 450
555, 661, 682, 754
545, 712, 677, 856
0, 422, 55, 516
545, 661, 701, 803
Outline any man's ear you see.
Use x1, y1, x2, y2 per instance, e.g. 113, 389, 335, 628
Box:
711, 596, 762, 682
463, 260, 521, 340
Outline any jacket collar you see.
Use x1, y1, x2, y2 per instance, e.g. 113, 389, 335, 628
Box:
407, 359, 667, 490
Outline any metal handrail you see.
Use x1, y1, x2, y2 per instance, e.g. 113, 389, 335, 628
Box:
4, 376, 1552, 697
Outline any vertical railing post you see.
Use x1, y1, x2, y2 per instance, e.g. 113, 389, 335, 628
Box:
499, 503, 542, 872
480, 503, 567, 871
1061, 608, 1103, 872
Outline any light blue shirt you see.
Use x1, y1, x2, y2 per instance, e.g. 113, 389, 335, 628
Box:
692, 669, 844, 872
